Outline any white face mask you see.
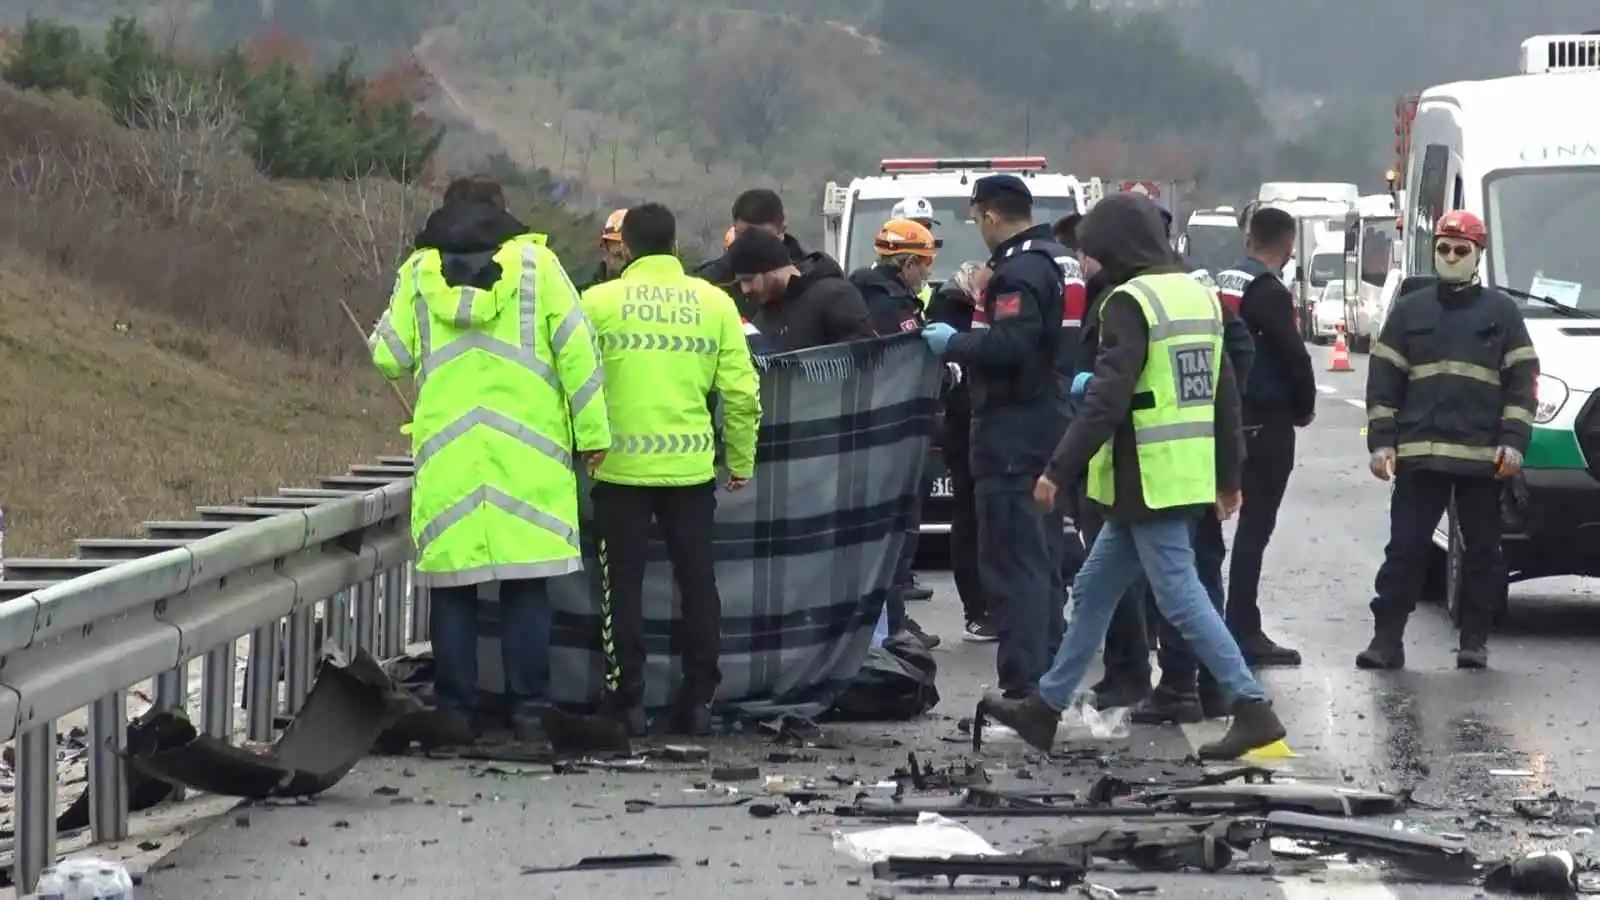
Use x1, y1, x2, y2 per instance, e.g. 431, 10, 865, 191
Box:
1434, 243, 1479, 283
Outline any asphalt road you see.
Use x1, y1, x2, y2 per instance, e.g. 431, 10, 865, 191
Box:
138, 345, 1600, 899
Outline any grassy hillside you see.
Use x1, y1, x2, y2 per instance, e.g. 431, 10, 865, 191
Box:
0, 23, 604, 554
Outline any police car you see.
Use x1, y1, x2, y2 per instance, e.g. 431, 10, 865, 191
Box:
822, 157, 1104, 561
1395, 34, 1600, 623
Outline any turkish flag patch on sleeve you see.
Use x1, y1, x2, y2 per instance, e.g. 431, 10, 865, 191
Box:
899, 317, 920, 333
993, 292, 1022, 318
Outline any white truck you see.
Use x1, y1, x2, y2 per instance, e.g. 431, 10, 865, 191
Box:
1338, 193, 1398, 352
822, 157, 1105, 285
1394, 33, 1600, 624
1174, 206, 1240, 273
1251, 182, 1359, 341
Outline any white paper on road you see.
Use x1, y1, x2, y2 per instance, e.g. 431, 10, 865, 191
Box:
832, 812, 998, 863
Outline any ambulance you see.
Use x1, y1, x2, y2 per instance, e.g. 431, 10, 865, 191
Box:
1395, 34, 1600, 623
821, 157, 1104, 555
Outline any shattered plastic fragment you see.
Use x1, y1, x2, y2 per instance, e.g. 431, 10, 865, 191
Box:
833, 812, 998, 864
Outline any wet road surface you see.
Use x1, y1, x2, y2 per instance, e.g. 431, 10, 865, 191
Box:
138, 347, 1600, 898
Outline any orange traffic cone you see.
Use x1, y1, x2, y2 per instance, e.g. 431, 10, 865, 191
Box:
1328, 326, 1354, 372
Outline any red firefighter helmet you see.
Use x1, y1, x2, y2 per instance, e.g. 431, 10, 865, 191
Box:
1436, 210, 1486, 247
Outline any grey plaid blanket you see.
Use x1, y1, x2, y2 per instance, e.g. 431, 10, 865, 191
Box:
470, 333, 940, 718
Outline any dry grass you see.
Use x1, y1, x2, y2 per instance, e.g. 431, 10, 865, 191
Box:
0, 83, 418, 555
0, 251, 407, 555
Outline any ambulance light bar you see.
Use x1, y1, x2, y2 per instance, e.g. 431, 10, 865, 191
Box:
879, 156, 1048, 174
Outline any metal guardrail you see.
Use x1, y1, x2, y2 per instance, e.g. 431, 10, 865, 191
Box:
0, 456, 421, 892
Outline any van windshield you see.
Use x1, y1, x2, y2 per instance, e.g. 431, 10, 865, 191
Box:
1308, 252, 1343, 287
1183, 223, 1240, 273
845, 195, 1080, 281
1486, 167, 1600, 316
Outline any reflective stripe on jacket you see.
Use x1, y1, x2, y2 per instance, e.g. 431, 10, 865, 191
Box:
371, 236, 610, 587
1086, 272, 1224, 510
580, 255, 760, 484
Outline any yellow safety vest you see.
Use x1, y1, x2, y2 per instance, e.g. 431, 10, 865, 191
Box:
580, 255, 761, 485
370, 236, 611, 587
1086, 272, 1223, 510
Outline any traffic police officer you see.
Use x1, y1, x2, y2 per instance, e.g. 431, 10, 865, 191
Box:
979, 192, 1285, 761
921, 173, 1075, 697
1357, 210, 1536, 671
370, 175, 610, 746
580, 202, 761, 736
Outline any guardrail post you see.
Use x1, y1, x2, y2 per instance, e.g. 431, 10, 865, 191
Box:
15, 722, 58, 892
326, 589, 350, 655
153, 665, 187, 713
381, 570, 404, 655
202, 640, 235, 739
408, 566, 430, 643
88, 691, 129, 842
285, 606, 314, 713
355, 579, 378, 653
246, 622, 280, 741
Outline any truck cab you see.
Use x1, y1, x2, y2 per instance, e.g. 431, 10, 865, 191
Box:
1175, 206, 1240, 273
1396, 33, 1600, 623
823, 157, 1103, 290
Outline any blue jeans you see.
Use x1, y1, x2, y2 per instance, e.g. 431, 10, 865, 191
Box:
1039, 515, 1263, 710
430, 578, 553, 720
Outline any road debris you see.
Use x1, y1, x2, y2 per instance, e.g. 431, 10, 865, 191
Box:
521, 852, 678, 875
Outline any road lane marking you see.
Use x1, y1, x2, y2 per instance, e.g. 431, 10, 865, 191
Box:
1344, 398, 1365, 409
1317, 384, 1337, 394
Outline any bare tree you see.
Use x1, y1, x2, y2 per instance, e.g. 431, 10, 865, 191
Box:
122, 69, 243, 224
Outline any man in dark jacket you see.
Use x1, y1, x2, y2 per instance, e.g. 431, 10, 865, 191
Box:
1356, 210, 1535, 671
579, 208, 630, 291
729, 227, 873, 352
697, 189, 828, 320
920, 174, 1073, 697
928, 262, 996, 641
977, 193, 1286, 761
849, 217, 942, 647
1214, 206, 1317, 668
1125, 203, 1259, 722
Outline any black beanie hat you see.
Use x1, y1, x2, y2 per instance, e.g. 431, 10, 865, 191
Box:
727, 228, 793, 277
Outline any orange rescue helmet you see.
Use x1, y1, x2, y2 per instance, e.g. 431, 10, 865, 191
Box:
1435, 210, 1486, 247
874, 217, 940, 258
723, 225, 738, 250
601, 208, 627, 243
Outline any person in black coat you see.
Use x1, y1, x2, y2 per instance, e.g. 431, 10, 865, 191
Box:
728, 228, 873, 352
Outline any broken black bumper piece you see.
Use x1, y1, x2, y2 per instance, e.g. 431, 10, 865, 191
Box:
871, 851, 1088, 888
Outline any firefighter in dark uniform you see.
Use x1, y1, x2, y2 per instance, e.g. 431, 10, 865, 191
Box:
921, 173, 1076, 696
1357, 210, 1536, 671
1214, 206, 1318, 668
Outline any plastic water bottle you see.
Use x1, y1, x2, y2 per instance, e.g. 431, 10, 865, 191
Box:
35, 858, 134, 898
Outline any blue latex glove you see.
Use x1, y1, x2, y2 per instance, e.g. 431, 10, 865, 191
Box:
921, 322, 956, 355
1071, 372, 1093, 396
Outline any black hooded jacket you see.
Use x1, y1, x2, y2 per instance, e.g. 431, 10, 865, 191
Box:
748, 251, 874, 352
1046, 193, 1244, 523
412, 201, 530, 289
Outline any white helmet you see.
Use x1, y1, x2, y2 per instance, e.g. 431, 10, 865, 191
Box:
890, 196, 939, 225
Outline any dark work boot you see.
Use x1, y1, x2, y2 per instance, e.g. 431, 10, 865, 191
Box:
978, 691, 1060, 754
1354, 617, 1407, 670
1457, 611, 1490, 669
1239, 632, 1302, 667
666, 697, 714, 736
510, 715, 547, 745
425, 709, 477, 748
1197, 698, 1287, 761
904, 616, 942, 650
903, 575, 933, 601
604, 695, 649, 738
1129, 686, 1203, 725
